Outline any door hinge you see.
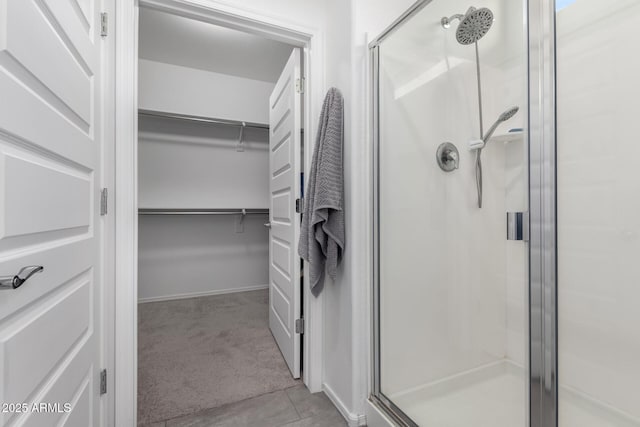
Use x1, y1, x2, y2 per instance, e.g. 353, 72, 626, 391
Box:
295, 78, 305, 94
100, 369, 107, 395
295, 198, 303, 213
100, 188, 108, 216
101, 13, 108, 37
295, 318, 304, 334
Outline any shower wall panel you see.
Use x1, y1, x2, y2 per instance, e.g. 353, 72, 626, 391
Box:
377, 0, 528, 399
557, 0, 640, 424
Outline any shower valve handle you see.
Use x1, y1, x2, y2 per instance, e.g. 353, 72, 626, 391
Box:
436, 142, 460, 172
447, 151, 458, 165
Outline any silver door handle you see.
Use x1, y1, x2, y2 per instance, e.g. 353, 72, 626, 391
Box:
0, 266, 44, 290
264, 222, 271, 228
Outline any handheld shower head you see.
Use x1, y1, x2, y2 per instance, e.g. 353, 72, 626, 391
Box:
483, 106, 519, 142
498, 106, 519, 122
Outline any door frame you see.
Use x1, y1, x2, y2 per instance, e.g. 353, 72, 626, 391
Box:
527, 0, 558, 425
113, 1, 326, 424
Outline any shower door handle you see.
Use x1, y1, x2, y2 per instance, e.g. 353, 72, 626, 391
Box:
507, 212, 528, 241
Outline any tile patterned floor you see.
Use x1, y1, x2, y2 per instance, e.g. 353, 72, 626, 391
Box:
141, 385, 348, 427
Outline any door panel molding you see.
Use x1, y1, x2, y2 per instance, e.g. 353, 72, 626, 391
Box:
269, 47, 302, 378
0, 0, 106, 425
0, 275, 92, 410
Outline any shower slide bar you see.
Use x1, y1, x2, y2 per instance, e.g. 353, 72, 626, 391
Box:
138, 208, 270, 215
138, 109, 270, 130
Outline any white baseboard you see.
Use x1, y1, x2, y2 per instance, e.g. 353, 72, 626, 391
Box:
323, 383, 367, 427
138, 284, 269, 303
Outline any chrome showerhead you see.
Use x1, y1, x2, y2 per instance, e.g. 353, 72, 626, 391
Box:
457, 7, 494, 44
483, 106, 519, 142
441, 7, 494, 45
441, 7, 497, 209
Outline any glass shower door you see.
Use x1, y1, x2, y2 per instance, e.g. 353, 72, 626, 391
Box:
372, 0, 529, 425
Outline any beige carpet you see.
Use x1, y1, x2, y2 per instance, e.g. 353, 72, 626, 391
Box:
137, 290, 299, 424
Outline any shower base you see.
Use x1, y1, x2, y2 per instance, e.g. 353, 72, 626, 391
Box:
389, 360, 639, 427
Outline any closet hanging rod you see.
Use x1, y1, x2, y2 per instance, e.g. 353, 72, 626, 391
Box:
138, 208, 270, 216
138, 109, 270, 130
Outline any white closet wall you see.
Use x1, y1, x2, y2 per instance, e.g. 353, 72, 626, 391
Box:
139, 59, 274, 123
138, 214, 269, 302
138, 59, 273, 302
138, 116, 269, 209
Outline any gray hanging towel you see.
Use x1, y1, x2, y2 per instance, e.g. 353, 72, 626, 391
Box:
298, 87, 345, 293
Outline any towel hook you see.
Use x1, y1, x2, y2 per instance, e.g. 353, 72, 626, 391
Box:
236, 122, 246, 152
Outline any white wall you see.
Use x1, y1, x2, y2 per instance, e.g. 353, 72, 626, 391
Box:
139, 7, 294, 83
320, 0, 356, 421
137, 70, 270, 301
557, 0, 640, 422
376, 0, 507, 393
206, 0, 326, 30
138, 214, 269, 302
500, 0, 529, 370
138, 116, 269, 209
139, 59, 275, 124
504, 138, 528, 368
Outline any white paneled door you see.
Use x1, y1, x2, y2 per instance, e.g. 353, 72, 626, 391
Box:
268, 48, 302, 378
0, 0, 106, 426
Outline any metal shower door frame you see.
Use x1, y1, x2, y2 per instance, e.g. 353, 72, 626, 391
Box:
368, 0, 560, 426
527, 0, 558, 426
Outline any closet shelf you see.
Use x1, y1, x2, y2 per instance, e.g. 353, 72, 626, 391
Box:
138, 109, 270, 130
138, 208, 269, 216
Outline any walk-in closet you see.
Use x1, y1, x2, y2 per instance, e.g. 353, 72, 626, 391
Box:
135, 7, 336, 426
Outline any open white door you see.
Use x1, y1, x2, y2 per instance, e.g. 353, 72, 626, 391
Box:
269, 48, 302, 378
0, 0, 106, 426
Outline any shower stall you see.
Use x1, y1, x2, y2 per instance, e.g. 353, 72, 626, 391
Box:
370, 0, 640, 426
